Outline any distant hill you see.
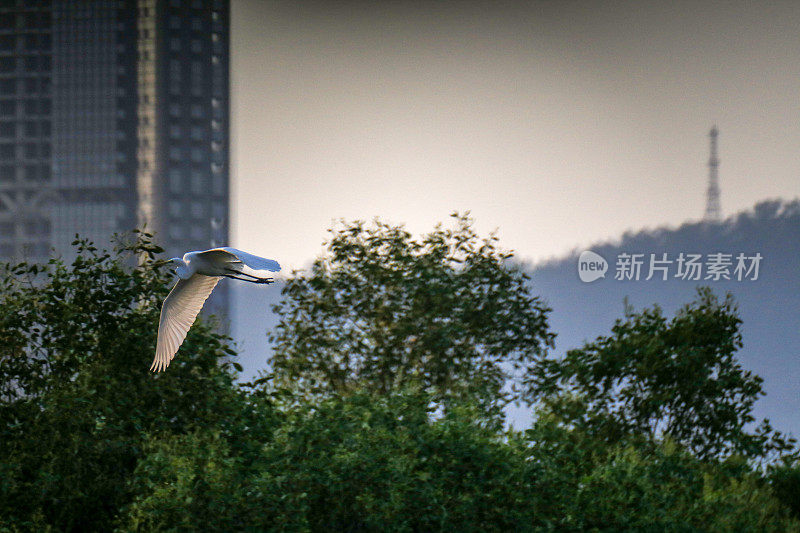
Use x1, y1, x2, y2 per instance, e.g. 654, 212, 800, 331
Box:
231, 199, 800, 437
527, 198, 800, 438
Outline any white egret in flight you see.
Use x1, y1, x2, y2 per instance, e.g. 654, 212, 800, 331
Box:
150, 247, 280, 372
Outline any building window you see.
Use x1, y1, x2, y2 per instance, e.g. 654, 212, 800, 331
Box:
190, 126, 203, 140
24, 143, 37, 159
23, 165, 37, 180
0, 144, 14, 159
24, 219, 50, 237
190, 147, 203, 162
190, 64, 203, 95
0, 122, 15, 137
0, 165, 14, 181
0, 100, 15, 117
169, 147, 182, 161
169, 125, 182, 139
0, 79, 15, 95
191, 39, 201, 53
23, 56, 38, 72
169, 225, 185, 240
0, 57, 15, 73
169, 200, 183, 218
169, 169, 182, 192
169, 103, 181, 117
35, 242, 51, 257
190, 226, 204, 241
190, 170, 204, 193
169, 59, 181, 80
190, 200, 204, 219
212, 172, 224, 195
23, 100, 37, 116
23, 34, 38, 51
0, 35, 14, 51
23, 78, 38, 93
190, 104, 204, 118
170, 38, 181, 51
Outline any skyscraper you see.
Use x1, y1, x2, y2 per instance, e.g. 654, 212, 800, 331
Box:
0, 0, 230, 315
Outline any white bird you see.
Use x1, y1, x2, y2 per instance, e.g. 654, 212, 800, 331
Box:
151, 247, 280, 372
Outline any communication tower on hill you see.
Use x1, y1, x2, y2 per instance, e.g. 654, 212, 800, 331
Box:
704, 126, 721, 221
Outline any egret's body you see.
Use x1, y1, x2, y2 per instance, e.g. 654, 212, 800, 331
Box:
151, 247, 280, 372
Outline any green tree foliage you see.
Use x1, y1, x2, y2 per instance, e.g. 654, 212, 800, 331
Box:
0, 233, 241, 531
270, 214, 554, 417
769, 461, 800, 520
526, 287, 796, 462
125, 390, 799, 532
525, 417, 799, 531
1, 223, 797, 531
126, 389, 543, 532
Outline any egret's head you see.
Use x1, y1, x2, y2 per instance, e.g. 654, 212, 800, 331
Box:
169, 257, 191, 279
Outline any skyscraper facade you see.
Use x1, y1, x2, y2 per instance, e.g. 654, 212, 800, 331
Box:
0, 0, 230, 315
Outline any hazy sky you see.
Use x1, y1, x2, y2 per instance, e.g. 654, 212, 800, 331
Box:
230, 0, 800, 270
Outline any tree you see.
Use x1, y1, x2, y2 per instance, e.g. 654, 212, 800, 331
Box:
125, 388, 543, 532
526, 287, 796, 462
125, 389, 800, 532
769, 460, 800, 520
566, 439, 798, 531
0, 232, 242, 531
269, 213, 554, 417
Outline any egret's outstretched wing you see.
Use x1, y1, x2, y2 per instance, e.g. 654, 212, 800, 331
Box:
151, 274, 220, 372
218, 247, 281, 272
193, 248, 240, 265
